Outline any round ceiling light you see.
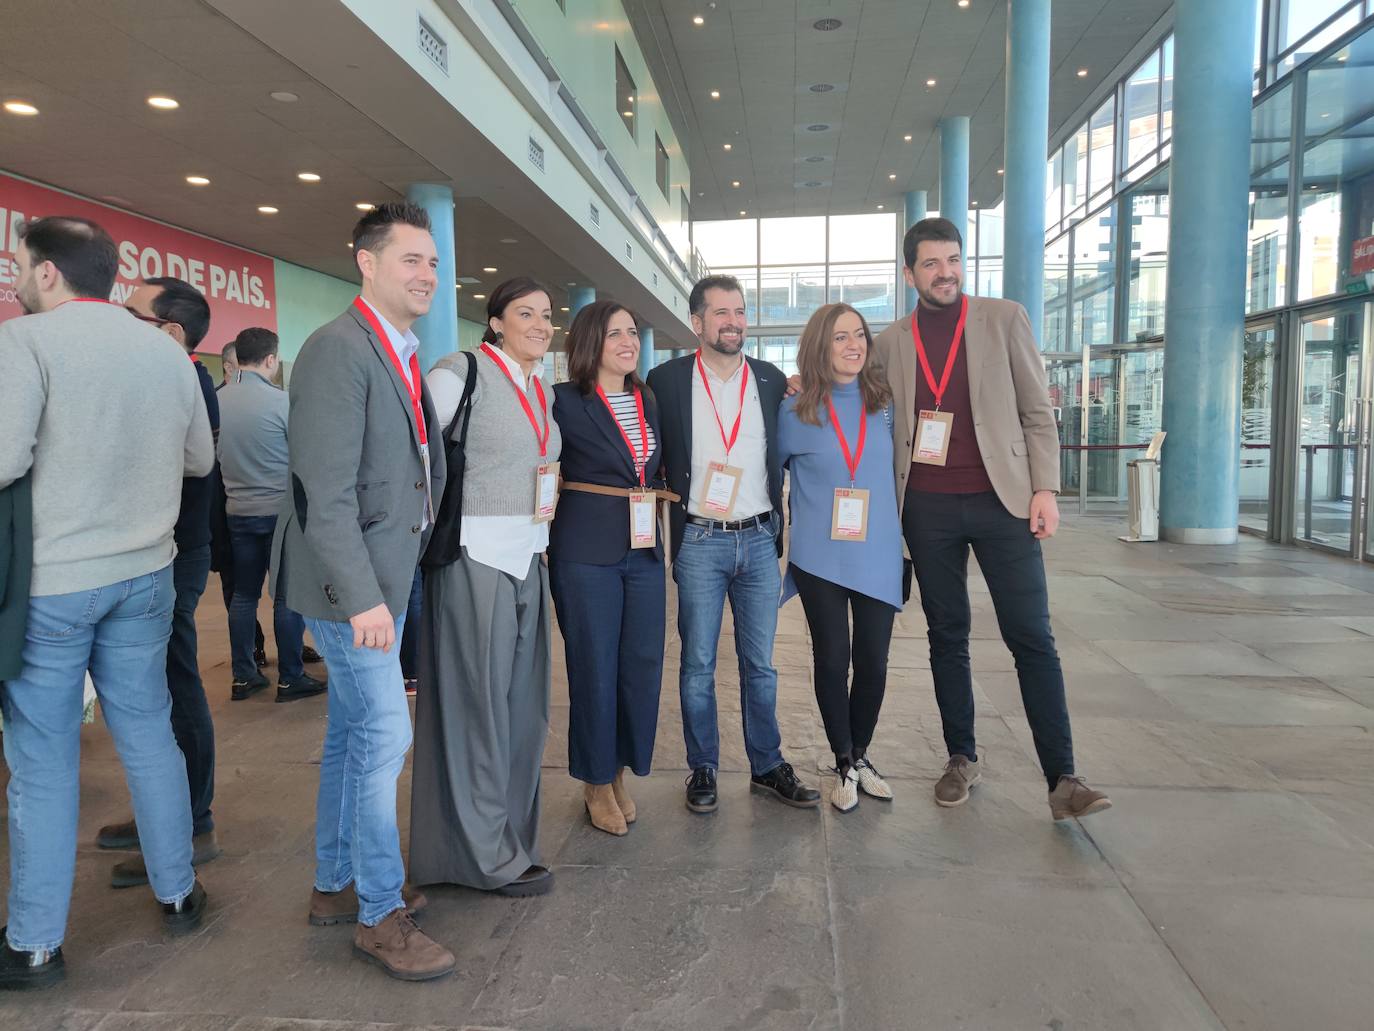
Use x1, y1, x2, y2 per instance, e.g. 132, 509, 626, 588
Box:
257, 205, 279, 214
806, 124, 831, 132
813, 18, 842, 30
147, 96, 179, 110
270, 91, 299, 103
4, 100, 39, 116
809, 83, 835, 93
185, 175, 210, 186
297, 172, 321, 182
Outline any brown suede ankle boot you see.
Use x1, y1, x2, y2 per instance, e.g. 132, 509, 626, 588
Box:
352, 910, 455, 981
611, 768, 636, 823
584, 782, 628, 836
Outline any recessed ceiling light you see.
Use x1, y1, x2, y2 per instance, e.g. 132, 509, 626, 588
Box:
998, 168, 1005, 174
622, 110, 633, 117
958, 0, 970, 7
473, 293, 486, 299
257, 205, 279, 214
499, 237, 519, 244
270, 91, 299, 103
1077, 68, 1089, 77
926, 78, 937, 87
813, 18, 842, 30
482, 266, 498, 273
972, 200, 979, 206
297, 172, 321, 182
185, 175, 210, 186
1321, 111, 1332, 118
739, 210, 747, 216
723, 143, 732, 150
567, 281, 577, 286
4, 100, 38, 116
347, 242, 354, 248
904, 134, 913, 141
810, 83, 835, 93
560, 306, 570, 312
710, 90, 720, 99
693, 15, 704, 25
455, 283, 462, 289
888, 173, 897, 180
731, 180, 741, 187
1337, 52, 1349, 62
877, 204, 885, 210
147, 96, 179, 110
806, 123, 830, 132
553, 325, 562, 331
355, 202, 375, 211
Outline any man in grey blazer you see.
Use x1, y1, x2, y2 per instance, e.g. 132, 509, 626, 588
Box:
273, 202, 453, 981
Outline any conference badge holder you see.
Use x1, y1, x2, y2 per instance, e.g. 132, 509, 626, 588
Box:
629, 491, 657, 549
701, 461, 743, 520
534, 462, 560, 523
831, 487, 870, 542
913, 409, 954, 466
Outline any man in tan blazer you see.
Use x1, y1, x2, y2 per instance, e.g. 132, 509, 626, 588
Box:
873, 216, 1110, 822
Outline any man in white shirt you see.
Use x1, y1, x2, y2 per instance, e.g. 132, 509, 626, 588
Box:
646, 276, 821, 813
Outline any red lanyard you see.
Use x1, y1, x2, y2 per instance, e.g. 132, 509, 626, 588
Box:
481, 343, 549, 457
911, 295, 969, 411
825, 395, 867, 485
596, 385, 650, 487
695, 351, 749, 459
353, 297, 427, 446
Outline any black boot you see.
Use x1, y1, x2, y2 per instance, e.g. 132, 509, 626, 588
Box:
0, 930, 64, 990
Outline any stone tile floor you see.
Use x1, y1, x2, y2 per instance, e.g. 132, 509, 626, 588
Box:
2, 512, 1372, 1030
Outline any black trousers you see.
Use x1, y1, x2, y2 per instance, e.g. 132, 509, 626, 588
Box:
901, 490, 1073, 789
790, 564, 895, 768
169, 544, 216, 835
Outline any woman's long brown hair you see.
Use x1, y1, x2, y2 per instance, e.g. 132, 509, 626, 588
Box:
792, 302, 891, 426
565, 299, 649, 396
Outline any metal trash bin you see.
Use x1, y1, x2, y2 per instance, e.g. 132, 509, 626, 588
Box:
1121, 458, 1160, 542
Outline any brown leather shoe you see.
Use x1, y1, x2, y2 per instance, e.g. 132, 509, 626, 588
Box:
1048, 775, 1112, 821
934, 755, 981, 807
611, 769, 636, 823
584, 782, 628, 836
309, 883, 429, 926
352, 910, 454, 982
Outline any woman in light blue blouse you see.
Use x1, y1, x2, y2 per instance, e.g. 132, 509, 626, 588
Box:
778, 303, 904, 812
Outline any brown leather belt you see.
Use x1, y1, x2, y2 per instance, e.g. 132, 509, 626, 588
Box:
561, 481, 680, 503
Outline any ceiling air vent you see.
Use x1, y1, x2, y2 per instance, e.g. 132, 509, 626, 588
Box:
417, 16, 448, 75
528, 136, 545, 172
813, 18, 842, 31
809, 83, 835, 93
589, 202, 601, 227
807, 123, 831, 132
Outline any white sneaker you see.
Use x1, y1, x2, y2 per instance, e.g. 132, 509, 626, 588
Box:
854, 757, 893, 800
830, 767, 859, 813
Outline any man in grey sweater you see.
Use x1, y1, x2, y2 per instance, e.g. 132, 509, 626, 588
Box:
0, 216, 213, 988
217, 327, 323, 703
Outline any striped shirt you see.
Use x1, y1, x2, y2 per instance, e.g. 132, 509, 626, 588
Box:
605, 391, 658, 471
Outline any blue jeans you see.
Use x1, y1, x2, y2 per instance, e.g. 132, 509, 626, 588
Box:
2, 566, 195, 951
550, 550, 665, 784
305, 613, 410, 927
672, 517, 785, 776
169, 544, 215, 835
228, 514, 304, 682
397, 567, 424, 681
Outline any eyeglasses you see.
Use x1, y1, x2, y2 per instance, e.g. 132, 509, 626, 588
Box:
125, 307, 174, 328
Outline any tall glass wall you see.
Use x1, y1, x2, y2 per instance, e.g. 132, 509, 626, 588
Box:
1040, 8, 1374, 527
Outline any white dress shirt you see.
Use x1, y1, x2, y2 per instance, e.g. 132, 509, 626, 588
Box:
688, 353, 771, 519
359, 297, 428, 528
427, 346, 549, 580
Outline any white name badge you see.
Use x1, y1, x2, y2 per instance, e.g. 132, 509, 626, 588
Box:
913, 410, 955, 466
701, 461, 743, 519
831, 487, 870, 541
534, 462, 560, 523
629, 491, 657, 549
419, 443, 434, 524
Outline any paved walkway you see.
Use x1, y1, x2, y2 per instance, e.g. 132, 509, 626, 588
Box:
3, 513, 1373, 1030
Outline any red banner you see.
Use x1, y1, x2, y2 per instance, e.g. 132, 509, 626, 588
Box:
0, 171, 276, 352
1353, 235, 1374, 276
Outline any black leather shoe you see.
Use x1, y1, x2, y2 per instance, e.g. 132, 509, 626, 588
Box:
750, 762, 821, 808
0, 930, 64, 990
231, 672, 270, 701
685, 767, 718, 813
494, 865, 553, 897
276, 673, 327, 703
301, 645, 323, 664
162, 880, 208, 933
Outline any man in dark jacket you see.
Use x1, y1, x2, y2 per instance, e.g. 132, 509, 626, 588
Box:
95, 277, 223, 886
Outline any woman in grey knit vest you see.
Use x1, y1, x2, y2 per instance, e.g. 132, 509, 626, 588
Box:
408, 278, 563, 896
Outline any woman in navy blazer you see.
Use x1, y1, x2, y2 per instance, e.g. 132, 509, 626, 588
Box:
549, 299, 666, 836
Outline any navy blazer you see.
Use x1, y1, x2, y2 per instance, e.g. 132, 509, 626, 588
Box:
549, 381, 666, 565
645, 353, 787, 560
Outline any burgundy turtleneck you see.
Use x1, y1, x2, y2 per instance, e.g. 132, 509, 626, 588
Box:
908, 297, 994, 495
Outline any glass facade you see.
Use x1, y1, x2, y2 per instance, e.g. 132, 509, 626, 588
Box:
1040, 7, 1374, 554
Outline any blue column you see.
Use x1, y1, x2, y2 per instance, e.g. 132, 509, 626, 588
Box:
638, 326, 655, 379
569, 286, 595, 319
902, 189, 928, 313
939, 117, 970, 251
1159, 0, 1257, 544
1002, 0, 1050, 344
406, 183, 457, 374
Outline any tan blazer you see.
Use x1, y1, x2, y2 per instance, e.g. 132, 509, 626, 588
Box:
873, 296, 1060, 520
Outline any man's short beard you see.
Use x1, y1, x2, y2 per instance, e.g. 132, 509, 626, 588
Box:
706, 333, 744, 355
919, 283, 962, 308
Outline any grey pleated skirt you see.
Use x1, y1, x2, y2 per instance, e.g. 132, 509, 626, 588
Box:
407, 548, 551, 889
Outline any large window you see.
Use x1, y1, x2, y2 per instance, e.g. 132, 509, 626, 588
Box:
1123, 50, 1163, 179
1043, 236, 1071, 352
615, 46, 637, 139
1073, 209, 1117, 348
1125, 175, 1169, 341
